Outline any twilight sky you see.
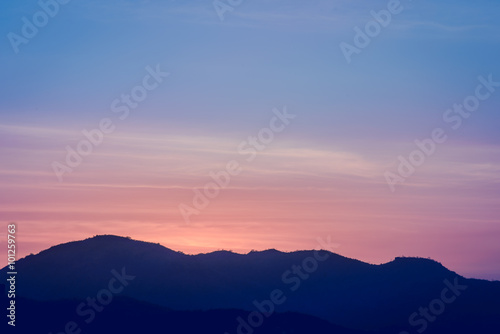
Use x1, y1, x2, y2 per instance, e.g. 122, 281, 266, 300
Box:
1, 0, 499, 280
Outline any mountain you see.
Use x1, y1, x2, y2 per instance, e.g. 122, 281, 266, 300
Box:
1, 235, 499, 333
1, 293, 366, 334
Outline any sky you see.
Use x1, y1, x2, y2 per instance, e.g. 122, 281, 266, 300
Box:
1, 0, 499, 280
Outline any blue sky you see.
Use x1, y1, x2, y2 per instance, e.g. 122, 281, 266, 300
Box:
2, 0, 499, 142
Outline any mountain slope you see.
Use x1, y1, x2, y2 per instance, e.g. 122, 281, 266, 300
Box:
1, 235, 499, 333
0, 291, 367, 334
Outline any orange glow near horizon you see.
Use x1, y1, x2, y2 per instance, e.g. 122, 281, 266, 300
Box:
1, 125, 500, 280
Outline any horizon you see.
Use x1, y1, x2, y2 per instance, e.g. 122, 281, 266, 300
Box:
1, 0, 500, 282
4, 233, 497, 282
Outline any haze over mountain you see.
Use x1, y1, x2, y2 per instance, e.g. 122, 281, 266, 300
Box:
2, 235, 499, 333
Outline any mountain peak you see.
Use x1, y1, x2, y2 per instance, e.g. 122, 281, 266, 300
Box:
391, 256, 445, 268
248, 248, 284, 255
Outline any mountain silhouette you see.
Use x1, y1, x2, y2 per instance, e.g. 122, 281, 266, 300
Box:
1, 235, 499, 333
1, 294, 367, 334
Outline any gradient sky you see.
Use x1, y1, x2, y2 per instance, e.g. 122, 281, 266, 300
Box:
1, 0, 499, 280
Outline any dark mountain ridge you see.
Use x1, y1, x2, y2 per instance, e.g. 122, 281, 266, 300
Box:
2, 235, 499, 333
